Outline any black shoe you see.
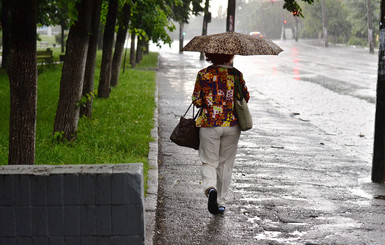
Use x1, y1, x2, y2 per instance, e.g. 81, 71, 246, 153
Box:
208, 188, 219, 215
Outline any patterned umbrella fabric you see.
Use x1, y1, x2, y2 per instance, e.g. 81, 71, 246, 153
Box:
182, 32, 283, 56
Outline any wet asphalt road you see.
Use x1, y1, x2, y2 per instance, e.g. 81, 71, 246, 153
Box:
153, 41, 385, 245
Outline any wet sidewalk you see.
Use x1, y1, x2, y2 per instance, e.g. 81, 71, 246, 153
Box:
153, 51, 385, 245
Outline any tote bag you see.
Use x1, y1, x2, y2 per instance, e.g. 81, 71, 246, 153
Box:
234, 75, 253, 131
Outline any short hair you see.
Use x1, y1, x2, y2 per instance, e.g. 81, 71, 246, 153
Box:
205, 53, 234, 65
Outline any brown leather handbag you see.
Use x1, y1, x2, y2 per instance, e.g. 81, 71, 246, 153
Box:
170, 103, 200, 150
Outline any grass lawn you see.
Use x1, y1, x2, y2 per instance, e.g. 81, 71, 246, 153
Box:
0, 50, 158, 189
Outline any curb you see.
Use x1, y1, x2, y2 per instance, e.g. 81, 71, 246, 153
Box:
145, 66, 159, 245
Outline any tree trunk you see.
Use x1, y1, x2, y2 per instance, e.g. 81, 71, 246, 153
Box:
80, 0, 102, 119
144, 41, 149, 55
60, 22, 66, 54
226, 0, 236, 32
294, 16, 298, 42
321, 0, 328, 47
97, 24, 104, 50
372, 0, 385, 182
200, 0, 210, 60
179, 22, 184, 54
7, 0, 37, 165
367, 0, 374, 54
1, 0, 10, 69
111, 3, 131, 87
130, 32, 136, 68
281, 6, 286, 40
97, 0, 119, 98
136, 38, 144, 64
53, 0, 92, 141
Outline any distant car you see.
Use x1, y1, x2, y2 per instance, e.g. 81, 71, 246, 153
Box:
249, 32, 264, 38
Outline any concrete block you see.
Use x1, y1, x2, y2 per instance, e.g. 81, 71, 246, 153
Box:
63, 206, 80, 236
64, 237, 81, 245
79, 174, 95, 205
80, 237, 98, 245
95, 206, 111, 236
127, 204, 145, 236
47, 175, 63, 205
124, 169, 144, 205
111, 206, 129, 235
31, 175, 47, 205
111, 236, 129, 245
111, 174, 127, 204
0, 207, 16, 236
127, 236, 144, 245
48, 237, 65, 245
15, 207, 32, 236
63, 175, 79, 205
31, 207, 48, 236
16, 237, 32, 245
80, 206, 96, 236
95, 237, 111, 245
14, 175, 31, 206
48, 206, 64, 236
32, 237, 49, 245
0, 175, 15, 205
0, 237, 16, 245
95, 174, 111, 205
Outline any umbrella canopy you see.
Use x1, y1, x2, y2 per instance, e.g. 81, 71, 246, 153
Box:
182, 32, 283, 56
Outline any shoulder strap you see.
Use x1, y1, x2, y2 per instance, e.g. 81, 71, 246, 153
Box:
234, 73, 243, 101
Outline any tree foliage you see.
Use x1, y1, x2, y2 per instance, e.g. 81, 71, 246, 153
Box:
172, 0, 204, 24
343, 0, 380, 43
298, 0, 380, 45
283, 0, 315, 16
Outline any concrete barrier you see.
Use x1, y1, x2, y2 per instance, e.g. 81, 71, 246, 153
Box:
0, 163, 145, 245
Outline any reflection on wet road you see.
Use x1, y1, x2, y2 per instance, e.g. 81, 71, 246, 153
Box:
153, 40, 385, 245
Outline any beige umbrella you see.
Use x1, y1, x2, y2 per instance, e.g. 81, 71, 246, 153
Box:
182, 32, 283, 55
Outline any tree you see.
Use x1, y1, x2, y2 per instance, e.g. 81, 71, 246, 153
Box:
80, 0, 103, 118
320, 0, 328, 47
172, 0, 204, 53
111, 2, 131, 87
98, 0, 119, 98
300, 1, 351, 43
53, 0, 93, 141
200, 0, 210, 60
343, 0, 380, 48
372, 0, 385, 182
7, 0, 37, 165
1, 0, 11, 69
367, 0, 374, 54
226, 0, 235, 32
129, 0, 175, 65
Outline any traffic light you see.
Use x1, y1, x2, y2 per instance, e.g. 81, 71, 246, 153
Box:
283, 20, 287, 24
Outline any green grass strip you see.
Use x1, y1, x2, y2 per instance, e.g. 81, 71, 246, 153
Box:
0, 51, 158, 189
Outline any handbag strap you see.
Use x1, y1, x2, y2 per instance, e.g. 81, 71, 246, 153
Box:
183, 102, 201, 119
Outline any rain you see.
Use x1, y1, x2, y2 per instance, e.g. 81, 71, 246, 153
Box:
152, 0, 385, 244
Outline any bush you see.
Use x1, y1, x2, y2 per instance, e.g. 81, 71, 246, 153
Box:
347, 36, 368, 47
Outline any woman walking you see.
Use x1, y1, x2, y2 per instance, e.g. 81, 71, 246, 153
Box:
192, 53, 249, 215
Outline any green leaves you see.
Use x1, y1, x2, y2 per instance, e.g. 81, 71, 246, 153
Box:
283, 0, 315, 17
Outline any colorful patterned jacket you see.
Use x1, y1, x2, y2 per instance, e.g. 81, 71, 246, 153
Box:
192, 65, 250, 127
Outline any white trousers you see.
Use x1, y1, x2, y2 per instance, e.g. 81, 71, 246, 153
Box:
199, 126, 241, 206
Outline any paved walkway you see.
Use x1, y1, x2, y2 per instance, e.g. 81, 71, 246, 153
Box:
152, 51, 385, 245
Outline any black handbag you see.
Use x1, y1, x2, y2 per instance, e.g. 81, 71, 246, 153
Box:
170, 103, 200, 150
